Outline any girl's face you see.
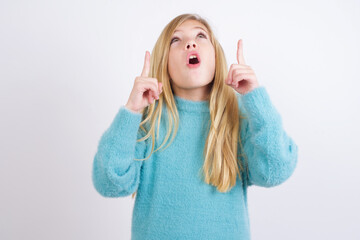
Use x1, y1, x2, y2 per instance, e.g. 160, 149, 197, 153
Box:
168, 20, 215, 98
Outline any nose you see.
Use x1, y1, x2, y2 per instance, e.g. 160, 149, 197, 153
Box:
185, 40, 197, 50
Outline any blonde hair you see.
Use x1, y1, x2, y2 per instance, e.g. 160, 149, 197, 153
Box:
131, 13, 249, 199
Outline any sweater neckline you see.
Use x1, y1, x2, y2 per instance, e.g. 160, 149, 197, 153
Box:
174, 94, 210, 113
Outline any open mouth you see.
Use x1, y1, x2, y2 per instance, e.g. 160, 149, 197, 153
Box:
187, 52, 201, 67
189, 55, 200, 64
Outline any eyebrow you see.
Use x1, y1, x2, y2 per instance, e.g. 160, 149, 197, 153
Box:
173, 26, 208, 34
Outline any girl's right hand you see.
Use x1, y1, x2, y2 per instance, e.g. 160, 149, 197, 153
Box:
125, 51, 163, 113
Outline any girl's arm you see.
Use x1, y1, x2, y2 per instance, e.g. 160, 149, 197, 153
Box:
92, 106, 147, 197
238, 86, 298, 187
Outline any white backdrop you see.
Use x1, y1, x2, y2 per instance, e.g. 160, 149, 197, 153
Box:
1, 0, 359, 239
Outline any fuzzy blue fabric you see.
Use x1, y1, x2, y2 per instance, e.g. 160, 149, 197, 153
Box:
92, 86, 298, 240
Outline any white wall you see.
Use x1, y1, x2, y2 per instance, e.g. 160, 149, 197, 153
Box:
1, 0, 359, 239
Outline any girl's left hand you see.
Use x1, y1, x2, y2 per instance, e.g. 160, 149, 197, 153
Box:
225, 39, 260, 95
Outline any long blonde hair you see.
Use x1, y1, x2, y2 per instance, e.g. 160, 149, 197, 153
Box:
131, 13, 249, 199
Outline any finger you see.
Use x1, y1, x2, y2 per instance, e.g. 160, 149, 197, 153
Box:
141, 81, 159, 98
226, 64, 250, 84
226, 64, 238, 84
151, 84, 160, 99
158, 82, 163, 95
148, 91, 157, 104
233, 68, 254, 75
237, 39, 246, 65
141, 51, 150, 77
147, 78, 159, 94
230, 70, 253, 85
232, 73, 253, 85
151, 92, 157, 102
148, 92, 153, 104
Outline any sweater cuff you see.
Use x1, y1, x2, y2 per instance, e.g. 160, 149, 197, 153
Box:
109, 105, 144, 155
240, 86, 282, 130
111, 105, 143, 131
103, 105, 144, 168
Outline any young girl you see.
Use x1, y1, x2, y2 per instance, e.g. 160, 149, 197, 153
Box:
92, 13, 298, 240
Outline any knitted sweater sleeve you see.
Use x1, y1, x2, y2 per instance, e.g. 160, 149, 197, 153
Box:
92, 106, 148, 197
238, 86, 298, 187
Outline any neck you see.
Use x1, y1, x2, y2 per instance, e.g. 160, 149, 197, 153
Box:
173, 94, 210, 113
171, 82, 212, 101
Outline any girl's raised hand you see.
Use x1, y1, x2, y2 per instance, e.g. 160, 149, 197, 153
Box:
225, 39, 260, 95
125, 51, 163, 113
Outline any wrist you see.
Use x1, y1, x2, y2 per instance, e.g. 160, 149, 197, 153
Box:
124, 104, 142, 114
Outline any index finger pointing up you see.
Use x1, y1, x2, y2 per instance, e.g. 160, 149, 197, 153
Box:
141, 50, 150, 77
237, 39, 246, 65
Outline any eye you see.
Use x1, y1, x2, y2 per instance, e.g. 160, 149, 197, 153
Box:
198, 32, 207, 38
170, 37, 179, 44
170, 32, 207, 45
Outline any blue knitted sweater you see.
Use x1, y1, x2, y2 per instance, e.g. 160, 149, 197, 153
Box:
92, 86, 298, 240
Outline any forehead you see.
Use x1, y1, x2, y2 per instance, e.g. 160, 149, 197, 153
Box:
173, 20, 208, 34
